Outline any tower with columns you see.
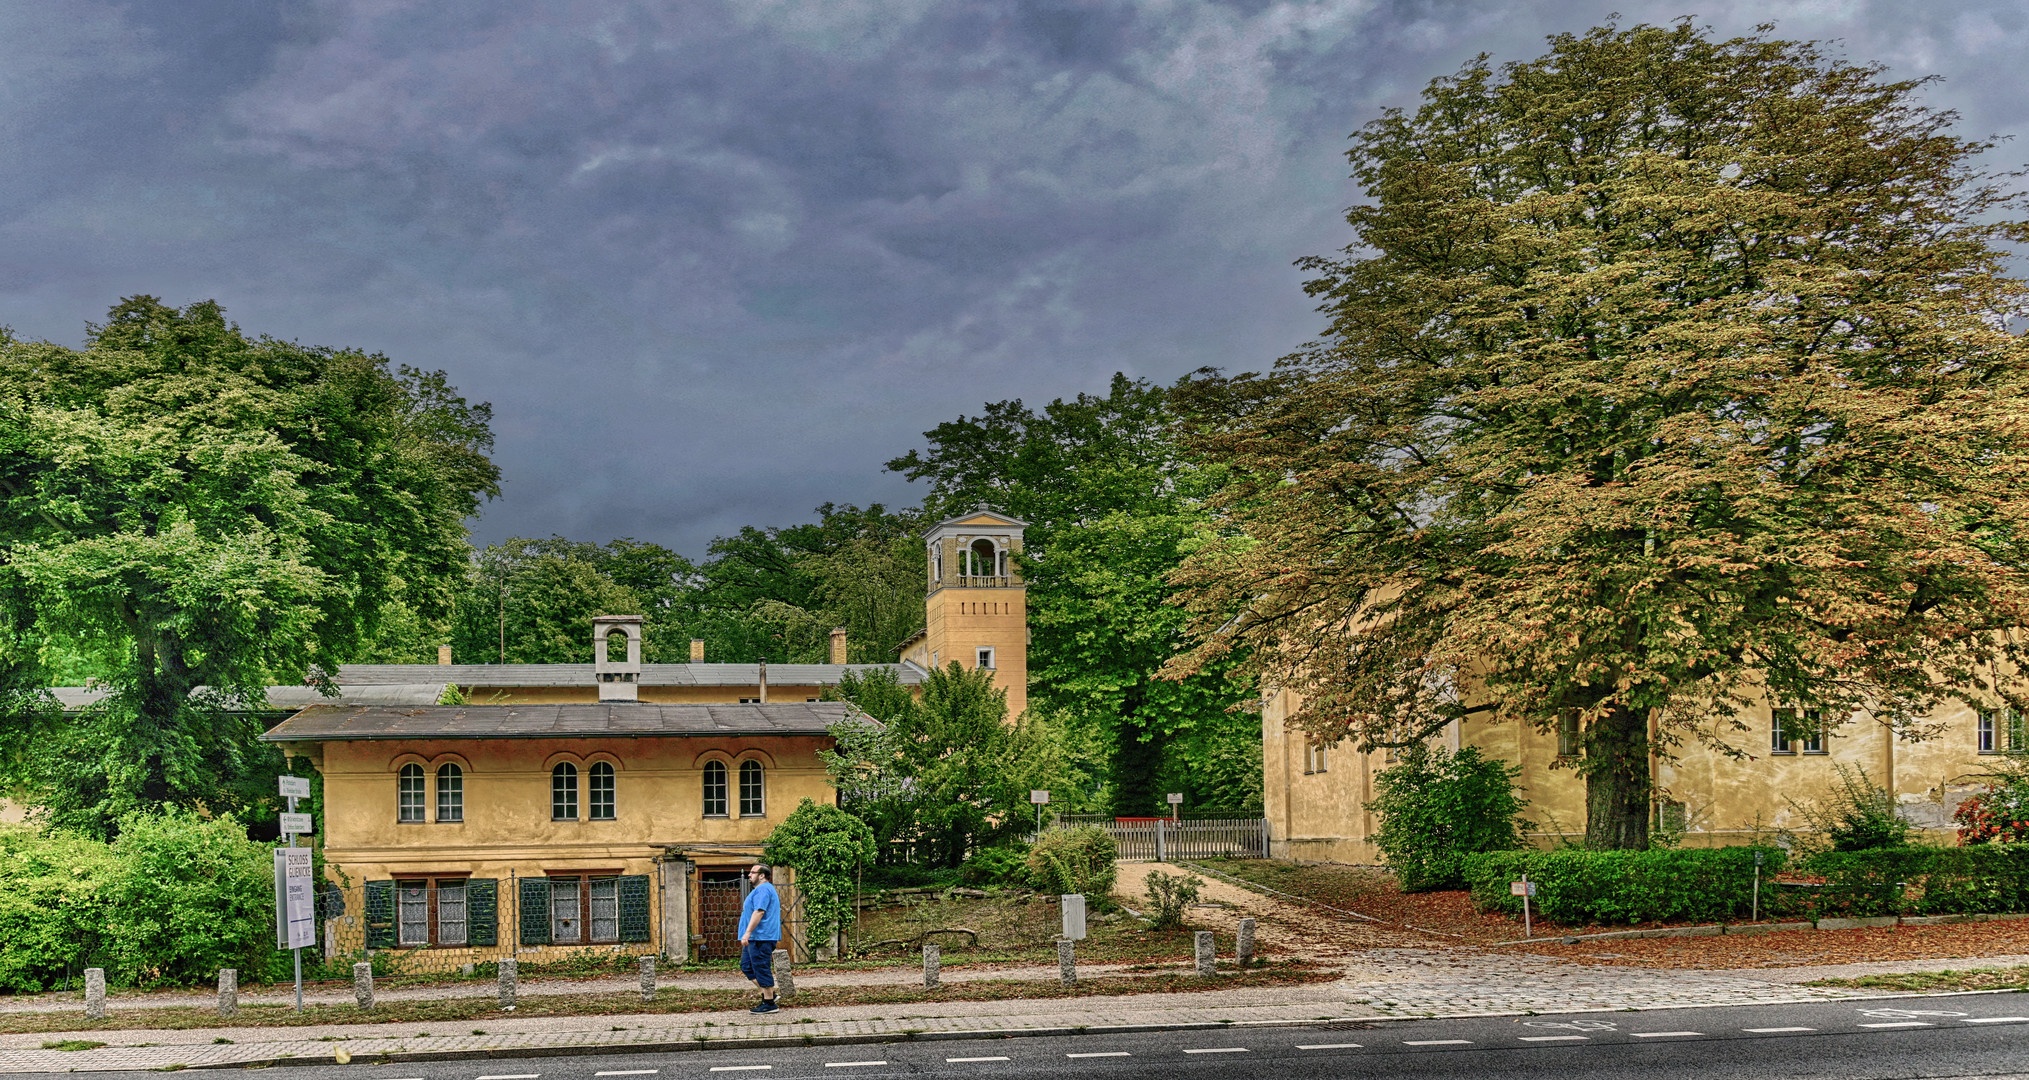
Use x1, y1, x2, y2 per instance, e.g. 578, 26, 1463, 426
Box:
901, 508, 1029, 718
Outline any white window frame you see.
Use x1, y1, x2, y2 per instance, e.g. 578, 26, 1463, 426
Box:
398, 763, 426, 823
436, 763, 463, 823
551, 763, 579, 821
976, 646, 995, 670
588, 761, 616, 821
738, 760, 765, 818
703, 760, 729, 817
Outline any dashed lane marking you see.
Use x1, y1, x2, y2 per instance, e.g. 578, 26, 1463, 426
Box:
1965, 1017, 2029, 1024
476, 1074, 539, 1078
1859, 1022, 1933, 1029
1518, 1036, 1589, 1042
596, 1071, 659, 1076
1066, 1052, 1131, 1058
945, 1057, 1010, 1063
709, 1068, 774, 1073
1632, 1032, 1703, 1038
1744, 1028, 1815, 1033
1403, 1040, 1472, 1046
823, 1063, 887, 1068
1182, 1048, 1249, 1054
1294, 1044, 1364, 1050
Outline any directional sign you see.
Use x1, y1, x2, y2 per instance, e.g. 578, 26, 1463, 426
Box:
279, 813, 314, 835
1030, 790, 1050, 805
1510, 880, 1538, 897
278, 775, 312, 799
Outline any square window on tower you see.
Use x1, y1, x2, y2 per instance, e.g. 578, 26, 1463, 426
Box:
976, 647, 995, 670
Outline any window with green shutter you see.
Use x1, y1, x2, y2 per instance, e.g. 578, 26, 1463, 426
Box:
365, 880, 396, 949
518, 876, 551, 946
467, 878, 499, 947
618, 874, 651, 942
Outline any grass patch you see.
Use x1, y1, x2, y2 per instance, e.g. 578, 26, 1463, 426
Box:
1804, 966, 2029, 992
843, 891, 1199, 966
42, 1040, 108, 1051
0, 964, 1329, 1035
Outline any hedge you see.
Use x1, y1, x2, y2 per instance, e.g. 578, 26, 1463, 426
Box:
1461, 847, 1787, 926
1776, 846, 2029, 919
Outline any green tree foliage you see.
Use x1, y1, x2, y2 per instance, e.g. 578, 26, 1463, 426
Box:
888, 374, 1257, 816
1367, 747, 1531, 892
0, 298, 498, 835
451, 537, 653, 665
763, 799, 876, 951
1024, 825, 1118, 896
1170, 22, 2029, 848
822, 664, 1062, 866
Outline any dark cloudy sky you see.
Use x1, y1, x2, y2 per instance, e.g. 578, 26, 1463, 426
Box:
6, 1, 2025, 555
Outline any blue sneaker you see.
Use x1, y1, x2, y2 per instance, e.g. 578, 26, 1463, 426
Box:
750, 1000, 778, 1013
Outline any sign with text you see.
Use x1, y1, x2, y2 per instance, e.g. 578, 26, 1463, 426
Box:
1510, 880, 1537, 897
279, 813, 314, 835
274, 849, 316, 950
1165, 793, 1183, 805
1030, 790, 1050, 805
278, 775, 312, 799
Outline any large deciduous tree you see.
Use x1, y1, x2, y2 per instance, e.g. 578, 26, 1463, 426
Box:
0, 297, 498, 834
1168, 23, 2029, 848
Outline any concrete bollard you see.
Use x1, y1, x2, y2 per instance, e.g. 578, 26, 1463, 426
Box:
1194, 931, 1216, 976
773, 948, 795, 1003
1236, 918, 1256, 969
1057, 939, 1076, 986
922, 944, 940, 989
639, 956, 656, 1003
217, 969, 238, 1018
84, 968, 106, 1020
353, 961, 374, 1009
498, 958, 518, 1009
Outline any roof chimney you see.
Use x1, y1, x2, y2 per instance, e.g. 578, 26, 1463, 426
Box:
592, 615, 644, 703
829, 627, 848, 665
437, 644, 452, 666
757, 660, 768, 704
690, 638, 705, 663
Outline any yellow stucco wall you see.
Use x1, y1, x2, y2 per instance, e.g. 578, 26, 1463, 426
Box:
1263, 687, 1997, 862
923, 514, 1029, 717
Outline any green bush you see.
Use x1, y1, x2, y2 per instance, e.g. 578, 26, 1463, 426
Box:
1143, 869, 1203, 930
104, 811, 280, 987
1026, 826, 1118, 897
1783, 765, 1913, 855
764, 799, 877, 951
1463, 847, 1786, 925
959, 844, 1031, 886
0, 825, 118, 992
1784, 846, 2029, 918
1368, 746, 1531, 891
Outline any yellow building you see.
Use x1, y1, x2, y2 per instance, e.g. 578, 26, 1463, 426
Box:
254, 507, 1032, 964
1263, 686, 2017, 863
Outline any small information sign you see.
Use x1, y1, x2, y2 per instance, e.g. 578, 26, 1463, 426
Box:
279, 812, 314, 835
278, 775, 312, 799
1030, 790, 1050, 805
1165, 793, 1183, 805
274, 849, 316, 949
1510, 880, 1537, 897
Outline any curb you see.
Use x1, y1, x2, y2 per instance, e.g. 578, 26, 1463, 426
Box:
1490, 910, 2029, 946
169, 987, 2023, 1071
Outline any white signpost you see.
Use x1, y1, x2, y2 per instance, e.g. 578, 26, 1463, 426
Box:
1166, 792, 1183, 821
1030, 789, 1049, 834
275, 775, 316, 1012
1510, 874, 1536, 938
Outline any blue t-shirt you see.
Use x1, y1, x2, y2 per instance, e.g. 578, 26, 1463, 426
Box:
740, 880, 782, 941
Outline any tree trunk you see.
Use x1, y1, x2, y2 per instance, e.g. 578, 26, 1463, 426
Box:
1583, 703, 1651, 850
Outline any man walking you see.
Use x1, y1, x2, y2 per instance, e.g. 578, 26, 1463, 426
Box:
738, 863, 782, 1013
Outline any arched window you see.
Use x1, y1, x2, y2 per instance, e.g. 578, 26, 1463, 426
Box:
702, 760, 728, 817
739, 760, 765, 817
398, 763, 426, 823
969, 538, 996, 577
551, 763, 579, 820
436, 763, 464, 823
589, 761, 615, 820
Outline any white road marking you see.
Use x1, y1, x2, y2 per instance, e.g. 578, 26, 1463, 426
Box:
1744, 1028, 1815, 1033
945, 1057, 1010, 1063
596, 1072, 659, 1076
1632, 1032, 1702, 1038
1066, 1052, 1131, 1058
1965, 1017, 2029, 1024
1403, 1040, 1472, 1046
476, 1074, 540, 1079
1294, 1043, 1364, 1050
1182, 1048, 1249, 1054
1519, 1036, 1589, 1042
823, 1063, 887, 1068
709, 1068, 774, 1073
1859, 1022, 1932, 1029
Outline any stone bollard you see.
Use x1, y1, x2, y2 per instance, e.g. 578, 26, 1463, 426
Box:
1194, 931, 1216, 976
1057, 938, 1076, 986
84, 968, 106, 1020
498, 958, 518, 1009
639, 956, 656, 1003
773, 948, 795, 1003
217, 969, 238, 1018
353, 961, 374, 1009
1236, 918, 1256, 969
922, 944, 940, 989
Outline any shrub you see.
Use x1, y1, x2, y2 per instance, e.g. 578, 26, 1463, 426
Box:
764, 799, 877, 951
1026, 826, 1117, 897
1368, 746, 1531, 891
1954, 788, 2029, 845
1783, 765, 1913, 855
1462, 847, 1785, 925
959, 844, 1031, 886
1786, 846, 2029, 918
1142, 869, 1203, 930
0, 825, 118, 992
103, 811, 279, 987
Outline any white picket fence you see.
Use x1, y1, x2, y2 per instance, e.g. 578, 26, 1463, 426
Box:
1044, 818, 1268, 862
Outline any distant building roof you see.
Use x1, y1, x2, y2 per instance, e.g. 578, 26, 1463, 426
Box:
49, 683, 449, 711
333, 663, 918, 687
260, 701, 865, 742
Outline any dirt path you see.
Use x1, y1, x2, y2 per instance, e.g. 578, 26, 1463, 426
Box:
1117, 862, 1433, 959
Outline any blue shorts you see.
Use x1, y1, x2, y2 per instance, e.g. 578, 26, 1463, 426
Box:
739, 939, 777, 988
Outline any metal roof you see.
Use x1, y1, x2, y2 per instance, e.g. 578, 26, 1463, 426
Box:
332, 662, 919, 687
50, 683, 449, 711
259, 701, 864, 742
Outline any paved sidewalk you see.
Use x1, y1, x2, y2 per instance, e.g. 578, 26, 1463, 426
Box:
0, 948, 1937, 1074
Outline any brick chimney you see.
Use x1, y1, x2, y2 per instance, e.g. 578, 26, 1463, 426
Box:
829, 627, 848, 665
757, 660, 768, 703
690, 638, 705, 662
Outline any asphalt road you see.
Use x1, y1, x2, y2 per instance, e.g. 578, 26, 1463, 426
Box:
23, 996, 2028, 1080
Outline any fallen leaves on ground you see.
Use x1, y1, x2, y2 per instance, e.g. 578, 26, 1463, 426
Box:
1805, 965, 2029, 991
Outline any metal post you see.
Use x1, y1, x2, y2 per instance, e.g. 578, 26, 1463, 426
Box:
1521, 872, 1532, 939
510, 869, 518, 959
1752, 850, 1764, 923
288, 793, 302, 1013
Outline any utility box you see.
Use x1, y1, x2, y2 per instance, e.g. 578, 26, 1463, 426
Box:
1061, 893, 1087, 941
